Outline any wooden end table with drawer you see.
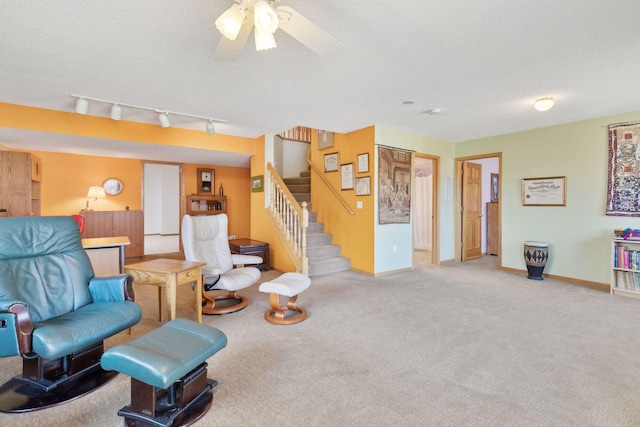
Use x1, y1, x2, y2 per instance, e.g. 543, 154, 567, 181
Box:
124, 258, 206, 323
229, 238, 270, 271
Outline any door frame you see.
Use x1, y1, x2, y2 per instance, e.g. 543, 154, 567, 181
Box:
141, 161, 185, 253
413, 153, 440, 265
454, 152, 502, 265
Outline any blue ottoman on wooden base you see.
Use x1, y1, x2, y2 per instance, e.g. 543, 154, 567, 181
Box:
101, 319, 227, 427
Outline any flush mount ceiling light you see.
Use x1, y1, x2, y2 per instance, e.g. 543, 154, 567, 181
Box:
534, 97, 554, 112
214, 0, 346, 61
70, 94, 226, 135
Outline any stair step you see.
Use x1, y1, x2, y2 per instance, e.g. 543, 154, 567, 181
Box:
294, 193, 311, 203
306, 244, 341, 260
283, 177, 310, 185
287, 184, 310, 193
307, 221, 324, 234
300, 170, 311, 178
307, 211, 317, 223
307, 232, 333, 247
308, 256, 350, 277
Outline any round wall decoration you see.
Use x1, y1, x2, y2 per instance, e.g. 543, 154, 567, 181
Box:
102, 178, 123, 195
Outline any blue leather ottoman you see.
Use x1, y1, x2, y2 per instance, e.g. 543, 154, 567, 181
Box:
101, 319, 227, 427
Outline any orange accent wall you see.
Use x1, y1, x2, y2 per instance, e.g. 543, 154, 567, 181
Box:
310, 126, 375, 273
184, 163, 251, 237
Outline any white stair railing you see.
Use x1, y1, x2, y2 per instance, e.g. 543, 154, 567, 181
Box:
266, 162, 308, 276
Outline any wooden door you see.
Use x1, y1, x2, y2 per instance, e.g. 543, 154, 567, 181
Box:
462, 162, 482, 260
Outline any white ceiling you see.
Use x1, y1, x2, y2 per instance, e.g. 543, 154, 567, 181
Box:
1, 1, 639, 166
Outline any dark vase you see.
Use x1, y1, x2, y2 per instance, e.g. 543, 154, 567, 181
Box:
524, 241, 549, 280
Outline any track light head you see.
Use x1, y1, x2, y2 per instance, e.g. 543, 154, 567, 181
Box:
158, 112, 170, 128
75, 98, 89, 115
110, 104, 122, 121
206, 121, 216, 136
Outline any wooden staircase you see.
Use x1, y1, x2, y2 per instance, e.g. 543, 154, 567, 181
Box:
283, 171, 350, 277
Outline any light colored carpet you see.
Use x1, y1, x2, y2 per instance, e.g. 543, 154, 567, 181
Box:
2, 257, 640, 426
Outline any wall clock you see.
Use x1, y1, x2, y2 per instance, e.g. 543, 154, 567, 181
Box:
102, 178, 123, 195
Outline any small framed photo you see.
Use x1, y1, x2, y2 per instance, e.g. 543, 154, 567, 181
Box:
355, 176, 371, 196
324, 152, 339, 172
318, 130, 335, 150
251, 175, 264, 193
341, 163, 354, 190
522, 176, 566, 206
490, 173, 499, 202
357, 153, 369, 173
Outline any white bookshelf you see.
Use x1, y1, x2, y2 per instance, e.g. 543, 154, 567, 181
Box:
611, 237, 640, 299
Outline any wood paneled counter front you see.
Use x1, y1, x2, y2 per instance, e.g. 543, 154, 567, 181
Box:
80, 210, 143, 260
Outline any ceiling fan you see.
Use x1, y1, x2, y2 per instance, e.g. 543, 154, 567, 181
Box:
214, 0, 346, 61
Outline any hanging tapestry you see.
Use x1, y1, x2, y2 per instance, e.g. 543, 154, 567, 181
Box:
607, 121, 640, 216
378, 146, 411, 224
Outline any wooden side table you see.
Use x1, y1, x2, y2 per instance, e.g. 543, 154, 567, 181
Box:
229, 238, 270, 271
124, 258, 206, 323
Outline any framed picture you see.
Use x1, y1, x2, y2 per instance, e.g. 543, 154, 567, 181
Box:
317, 130, 335, 150
522, 176, 566, 206
357, 153, 369, 173
341, 163, 354, 190
355, 176, 371, 196
490, 173, 499, 202
197, 168, 214, 195
324, 152, 339, 172
251, 175, 264, 192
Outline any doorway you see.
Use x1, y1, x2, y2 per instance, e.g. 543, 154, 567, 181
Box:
143, 162, 183, 255
455, 153, 501, 265
413, 153, 439, 266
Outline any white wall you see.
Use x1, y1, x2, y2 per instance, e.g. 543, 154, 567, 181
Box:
282, 140, 309, 178
374, 127, 455, 273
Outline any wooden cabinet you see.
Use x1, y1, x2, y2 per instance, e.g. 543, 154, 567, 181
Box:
80, 210, 144, 260
486, 202, 499, 256
229, 238, 270, 271
186, 195, 227, 216
0, 151, 42, 216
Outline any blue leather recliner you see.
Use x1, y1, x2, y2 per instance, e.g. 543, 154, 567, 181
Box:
0, 216, 142, 413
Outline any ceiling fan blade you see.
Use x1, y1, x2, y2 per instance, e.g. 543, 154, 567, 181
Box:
214, 19, 253, 61
276, 6, 346, 59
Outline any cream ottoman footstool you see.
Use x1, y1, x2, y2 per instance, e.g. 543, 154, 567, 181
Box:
258, 272, 310, 325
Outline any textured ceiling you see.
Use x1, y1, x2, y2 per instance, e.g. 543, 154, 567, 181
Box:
1, 1, 639, 165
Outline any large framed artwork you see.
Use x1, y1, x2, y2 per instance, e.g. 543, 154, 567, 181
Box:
607, 121, 640, 216
378, 146, 412, 224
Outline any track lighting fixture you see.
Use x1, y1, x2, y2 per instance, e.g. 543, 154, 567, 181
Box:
158, 112, 171, 128
75, 98, 89, 115
70, 94, 227, 134
206, 121, 216, 136
110, 104, 122, 121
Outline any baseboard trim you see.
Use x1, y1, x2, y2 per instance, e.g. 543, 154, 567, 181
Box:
500, 266, 609, 292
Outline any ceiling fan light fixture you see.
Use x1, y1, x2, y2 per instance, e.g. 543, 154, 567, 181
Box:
534, 97, 554, 112
255, 28, 276, 51
215, 4, 246, 40
253, 0, 279, 34
206, 121, 216, 136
